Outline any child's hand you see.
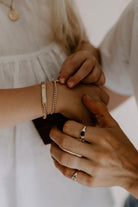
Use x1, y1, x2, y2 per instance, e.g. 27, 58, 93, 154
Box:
58, 43, 105, 88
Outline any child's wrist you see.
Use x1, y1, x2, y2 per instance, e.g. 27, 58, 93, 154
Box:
46, 81, 54, 115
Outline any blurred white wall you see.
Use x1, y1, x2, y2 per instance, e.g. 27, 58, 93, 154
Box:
76, 1, 138, 206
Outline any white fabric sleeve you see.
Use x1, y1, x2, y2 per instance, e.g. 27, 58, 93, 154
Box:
99, 1, 135, 95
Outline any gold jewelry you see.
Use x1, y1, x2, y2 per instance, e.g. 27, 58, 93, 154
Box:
0, 0, 19, 21
46, 82, 54, 115
41, 82, 47, 119
41, 80, 59, 117
72, 171, 78, 182
51, 80, 59, 114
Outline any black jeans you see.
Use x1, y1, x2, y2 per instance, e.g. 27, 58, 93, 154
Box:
124, 195, 138, 207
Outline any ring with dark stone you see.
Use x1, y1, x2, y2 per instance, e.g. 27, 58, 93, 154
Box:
80, 126, 87, 141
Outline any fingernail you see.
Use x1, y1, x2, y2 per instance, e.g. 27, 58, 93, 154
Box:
68, 81, 74, 88
59, 76, 65, 84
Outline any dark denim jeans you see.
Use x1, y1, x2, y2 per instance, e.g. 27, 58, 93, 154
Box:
124, 195, 138, 207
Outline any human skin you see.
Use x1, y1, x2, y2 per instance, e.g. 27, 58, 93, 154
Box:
0, 82, 108, 129
58, 42, 130, 110
59, 42, 105, 88
50, 95, 138, 198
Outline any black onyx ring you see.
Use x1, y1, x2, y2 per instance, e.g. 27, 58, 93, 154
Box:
80, 126, 87, 142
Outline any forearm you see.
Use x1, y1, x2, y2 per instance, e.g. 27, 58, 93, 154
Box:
0, 85, 43, 129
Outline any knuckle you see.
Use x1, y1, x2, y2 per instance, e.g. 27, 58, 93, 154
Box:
91, 73, 98, 82
49, 128, 56, 139
63, 169, 71, 178
86, 178, 94, 187
58, 153, 66, 165
89, 165, 95, 176
59, 136, 69, 150
95, 149, 109, 164
63, 120, 73, 133
100, 74, 106, 85
66, 157, 75, 168
59, 153, 74, 167
50, 145, 53, 155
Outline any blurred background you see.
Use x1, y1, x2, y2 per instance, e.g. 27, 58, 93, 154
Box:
76, 0, 138, 207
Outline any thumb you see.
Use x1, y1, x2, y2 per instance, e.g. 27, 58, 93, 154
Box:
82, 95, 118, 128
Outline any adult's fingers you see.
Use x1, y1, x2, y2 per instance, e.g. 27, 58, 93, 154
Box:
62, 120, 106, 145
82, 95, 118, 128
52, 158, 94, 187
53, 157, 118, 187
50, 143, 97, 176
50, 127, 98, 159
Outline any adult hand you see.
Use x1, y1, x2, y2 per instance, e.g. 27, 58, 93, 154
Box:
50, 95, 138, 198
58, 42, 105, 88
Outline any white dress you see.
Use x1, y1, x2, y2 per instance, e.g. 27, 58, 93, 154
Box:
100, 0, 138, 105
0, 0, 113, 207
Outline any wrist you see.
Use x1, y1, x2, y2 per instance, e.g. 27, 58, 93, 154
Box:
46, 81, 53, 115
46, 81, 64, 115
55, 82, 65, 114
